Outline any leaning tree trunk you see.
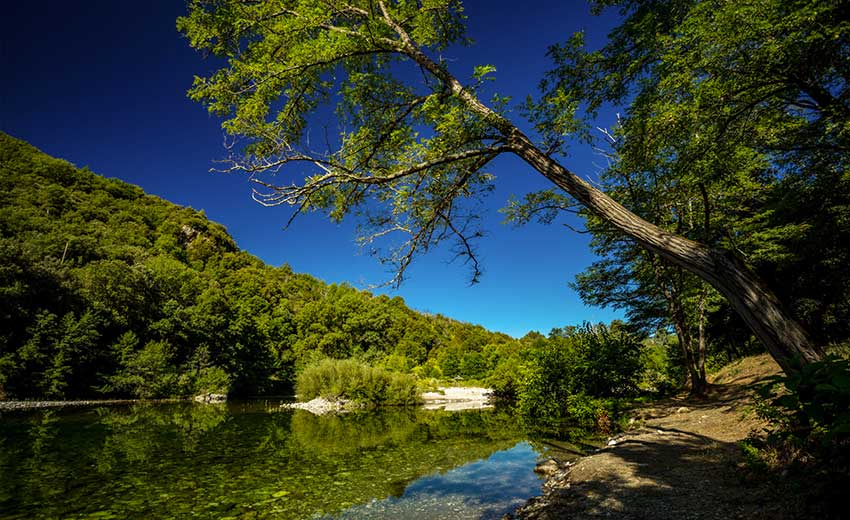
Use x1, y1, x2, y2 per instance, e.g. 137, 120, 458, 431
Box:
507, 131, 825, 375
396, 35, 824, 375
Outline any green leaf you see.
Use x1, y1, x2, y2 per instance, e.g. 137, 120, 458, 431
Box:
472, 64, 496, 80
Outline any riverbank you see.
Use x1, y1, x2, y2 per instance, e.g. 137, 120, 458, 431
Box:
0, 398, 186, 411
281, 386, 494, 414
421, 386, 492, 411
2, 386, 494, 414
511, 354, 804, 519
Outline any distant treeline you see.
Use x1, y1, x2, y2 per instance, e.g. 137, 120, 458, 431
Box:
0, 134, 770, 430
0, 133, 537, 399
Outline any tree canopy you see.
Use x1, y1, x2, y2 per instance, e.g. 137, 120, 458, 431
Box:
179, 0, 846, 373
509, 0, 850, 389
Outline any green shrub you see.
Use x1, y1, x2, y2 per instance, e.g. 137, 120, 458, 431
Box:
486, 356, 522, 399
295, 358, 421, 406
639, 335, 681, 394
566, 322, 643, 397
756, 355, 850, 453
412, 358, 442, 379
192, 366, 232, 395
564, 393, 603, 429
506, 323, 644, 431
743, 356, 850, 517
109, 340, 179, 398
459, 351, 488, 380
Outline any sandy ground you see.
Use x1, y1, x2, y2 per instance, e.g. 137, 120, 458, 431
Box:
512, 354, 808, 520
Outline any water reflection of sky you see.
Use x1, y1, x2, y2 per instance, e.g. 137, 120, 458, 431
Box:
326, 442, 544, 520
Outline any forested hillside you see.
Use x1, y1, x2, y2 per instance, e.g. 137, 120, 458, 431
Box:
0, 133, 517, 399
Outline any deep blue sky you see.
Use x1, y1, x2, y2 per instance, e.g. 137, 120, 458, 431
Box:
1, 1, 624, 337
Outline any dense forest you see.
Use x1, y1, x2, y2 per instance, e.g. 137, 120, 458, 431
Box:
0, 132, 526, 399
2, 128, 847, 423
0, 132, 674, 426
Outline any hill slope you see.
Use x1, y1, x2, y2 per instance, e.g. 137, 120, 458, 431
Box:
0, 133, 512, 399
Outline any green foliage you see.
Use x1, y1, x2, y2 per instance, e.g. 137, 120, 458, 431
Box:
0, 132, 518, 400
412, 358, 442, 379
743, 355, 850, 516
176, 0, 520, 285
638, 334, 683, 394
492, 323, 644, 430
504, 0, 850, 391
295, 358, 420, 406
177, 0, 848, 411
756, 356, 850, 452
109, 340, 180, 399
192, 366, 232, 395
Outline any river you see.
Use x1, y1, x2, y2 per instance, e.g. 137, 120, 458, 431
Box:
0, 402, 585, 519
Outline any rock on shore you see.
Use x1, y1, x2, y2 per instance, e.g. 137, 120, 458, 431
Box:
280, 397, 354, 414
194, 393, 227, 404
280, 386, 494, 415
421, 386, 493, 411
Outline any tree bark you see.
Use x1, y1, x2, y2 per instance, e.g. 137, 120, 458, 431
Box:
652, 258, 707, 394
506, 131, 825, 374
697, 283, 708, 385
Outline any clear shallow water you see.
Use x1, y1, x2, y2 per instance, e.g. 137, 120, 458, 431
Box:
0, 402, 558, 519
324, 442, 543, 520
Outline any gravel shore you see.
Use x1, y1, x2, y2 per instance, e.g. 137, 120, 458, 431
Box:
279, 386, 495, 415
509, 354, 799, 520
420, 386, 493, 411
0, 398, 184, 411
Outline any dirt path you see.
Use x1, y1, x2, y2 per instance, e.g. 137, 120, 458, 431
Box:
513, 355, 799, 520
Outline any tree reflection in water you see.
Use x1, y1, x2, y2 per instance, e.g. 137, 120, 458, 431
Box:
0, 403, 547, 519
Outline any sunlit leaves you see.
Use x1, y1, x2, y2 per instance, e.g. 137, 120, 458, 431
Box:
179, 0, 506, 284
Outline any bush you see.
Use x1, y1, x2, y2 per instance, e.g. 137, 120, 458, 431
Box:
506, 323, 644, 431
756, 355, 850, 454
109, 340, 179, 398
486, 357, 522, 399
742, 355, 850, 517
638, 334, 681, 394
192, 366, 232, 395
412, 358, 442, 379
564, 393, 604, 429
295, 358, 420, 406
567, 322, 643, 397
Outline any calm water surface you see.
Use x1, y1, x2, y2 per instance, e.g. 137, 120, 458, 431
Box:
0, 402, 574, 519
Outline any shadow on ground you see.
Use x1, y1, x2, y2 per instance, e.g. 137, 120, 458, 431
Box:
521, 429, 790, 519
514, 355, 840, 519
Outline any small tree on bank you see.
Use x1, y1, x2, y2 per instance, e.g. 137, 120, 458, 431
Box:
178, 0, 839, 374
